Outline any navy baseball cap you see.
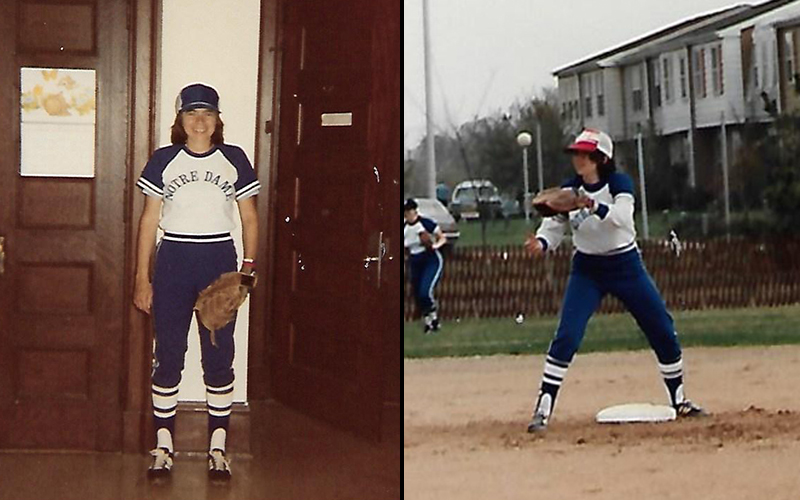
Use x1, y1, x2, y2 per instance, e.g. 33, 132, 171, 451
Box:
176, 83, 220, 113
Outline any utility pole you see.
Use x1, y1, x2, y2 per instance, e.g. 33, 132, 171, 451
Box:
422, 0, 436, 198
721, 112, 731, 236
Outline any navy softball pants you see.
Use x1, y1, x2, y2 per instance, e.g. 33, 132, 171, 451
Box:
150, 236, 237, 440
408, 249, 444, 315
548, 248, 681, 365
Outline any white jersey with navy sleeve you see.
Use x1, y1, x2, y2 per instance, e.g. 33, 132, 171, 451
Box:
136, 144, 260, 236
404, 216, 439, 255
536, 173, 636, 255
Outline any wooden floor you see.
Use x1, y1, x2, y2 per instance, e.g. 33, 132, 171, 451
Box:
0, 402, 400, 500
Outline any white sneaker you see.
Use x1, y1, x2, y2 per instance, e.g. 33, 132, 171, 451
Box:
147, 447, 173, 478
208, 449, 232, 480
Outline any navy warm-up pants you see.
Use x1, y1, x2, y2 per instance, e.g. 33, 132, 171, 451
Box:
151, 233, 238, 439
408, 249, 444, 315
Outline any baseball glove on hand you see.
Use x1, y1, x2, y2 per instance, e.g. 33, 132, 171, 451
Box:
419, 231, 434, 248
532, 187, 581, 217
195, 272, 257, 346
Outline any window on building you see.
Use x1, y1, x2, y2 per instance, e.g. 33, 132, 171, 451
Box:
679, 55, 687, 98
711, 46, 719, 94
694, 48, 707, 98
771, 43, 777, 87
785, 31, 796, 85
596, 72, 605, 117
711, 45, 723, 96
583, 73, 593, 118
651, 59, 661, 108
753, 41, 760, 89
632, 64, 643, 112
663, 56, 672, 102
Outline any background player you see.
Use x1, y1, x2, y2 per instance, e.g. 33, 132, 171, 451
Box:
404, 198, 447, 333
524, 128, 705, 432
133, 83, 260, 478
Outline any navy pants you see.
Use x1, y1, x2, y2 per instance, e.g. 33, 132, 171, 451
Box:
151, 237, 237, 440
408, 250, 444, 315
548, 249, 681, 365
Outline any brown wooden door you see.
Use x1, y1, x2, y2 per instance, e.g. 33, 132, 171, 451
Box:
271, 0, 392, 439
0, 0, 129, 450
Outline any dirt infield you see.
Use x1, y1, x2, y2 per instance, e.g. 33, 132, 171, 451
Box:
404, 346, 800, 500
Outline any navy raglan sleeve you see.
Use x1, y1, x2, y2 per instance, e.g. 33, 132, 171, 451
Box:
221, 145, 261, 201
421, 217, 439, 233
595, 173, 635, 221
136, 145, 180, 198
608, 173, 635, 198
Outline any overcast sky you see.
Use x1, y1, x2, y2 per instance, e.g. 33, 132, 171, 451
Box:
403, 0, 770, 151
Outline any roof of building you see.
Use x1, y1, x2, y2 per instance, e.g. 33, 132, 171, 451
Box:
553, 0, 797, 77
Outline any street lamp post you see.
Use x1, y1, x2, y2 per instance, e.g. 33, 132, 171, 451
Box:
636, 131, 650, 240
535, 122, 544, 193
516, 131, 533, 224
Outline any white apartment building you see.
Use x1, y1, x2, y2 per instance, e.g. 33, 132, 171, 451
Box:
555, 0, 800, 193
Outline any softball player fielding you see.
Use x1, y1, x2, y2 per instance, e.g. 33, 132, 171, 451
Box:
404, 198, 447, 333
524, 128, 706, 432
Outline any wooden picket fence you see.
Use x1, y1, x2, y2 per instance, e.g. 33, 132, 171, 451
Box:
403, 239, 800, 321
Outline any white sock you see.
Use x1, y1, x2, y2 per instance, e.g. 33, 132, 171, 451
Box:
152, 383, 179, 419
206, 382, 234, 419
156, 428, 173, 453
210, 428, 227, 453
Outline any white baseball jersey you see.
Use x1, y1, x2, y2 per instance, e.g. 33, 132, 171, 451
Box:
404, 216, 439, 255
136, 144, 260, 238
536, 172, 636, 255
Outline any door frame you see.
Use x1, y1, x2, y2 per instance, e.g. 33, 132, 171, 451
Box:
123, 0, 161, 452
123, 0, 282, 452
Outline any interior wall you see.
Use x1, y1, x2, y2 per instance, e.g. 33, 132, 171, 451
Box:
157, 0, 262, 402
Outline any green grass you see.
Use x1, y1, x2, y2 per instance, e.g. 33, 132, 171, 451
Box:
456, 217, 537, 247
456, 213, 676, 247
455, 210, 772, 247
404, 305, 800, 358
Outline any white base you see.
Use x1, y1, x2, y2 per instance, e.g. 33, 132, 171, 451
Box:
595, 403, 676, 424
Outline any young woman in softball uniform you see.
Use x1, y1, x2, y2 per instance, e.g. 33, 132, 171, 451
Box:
133, 83, 260, 478
524, 128, 705, 432
404, 198, 447, 333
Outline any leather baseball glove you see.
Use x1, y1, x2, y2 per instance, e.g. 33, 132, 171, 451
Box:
195, 271, 257, 346
419, 231, 433, 248
532, 187, 582, 217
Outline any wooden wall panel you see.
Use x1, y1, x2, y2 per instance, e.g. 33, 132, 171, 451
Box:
17, 264, 93, 314
17, 349, 90, 399
19, 179, 93, 229
291, 302, 359, 382
19, 3, 96, 54
4, 404, 94, 449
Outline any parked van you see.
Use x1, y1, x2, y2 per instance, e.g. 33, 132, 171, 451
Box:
449, 179, 502, 221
